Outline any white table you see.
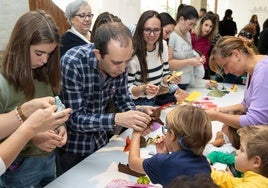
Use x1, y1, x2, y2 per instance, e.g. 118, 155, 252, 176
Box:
45, 82, 245, 188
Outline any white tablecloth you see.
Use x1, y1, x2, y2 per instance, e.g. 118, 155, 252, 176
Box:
45, 82, 245, 188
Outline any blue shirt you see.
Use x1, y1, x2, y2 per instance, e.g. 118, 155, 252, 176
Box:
143, 150, 211, 186
60, 43, 135, 156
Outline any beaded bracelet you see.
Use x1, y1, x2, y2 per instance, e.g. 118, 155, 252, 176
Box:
15, 106, 26, 123
15, 107, 23, 123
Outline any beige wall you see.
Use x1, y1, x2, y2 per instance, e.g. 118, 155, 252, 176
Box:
0, 0, 29, 51
217, 0, 268, 31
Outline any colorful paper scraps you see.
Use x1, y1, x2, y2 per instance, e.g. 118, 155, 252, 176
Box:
106, 178, 156, 188
152, 122, 161, 131
160, 102, 174, 109
184, 91, 202, 102
123, 136, 131, 152
137, 176, 150, 184
192, 101, 217, 109
207, 89, 226, 98
146, 134, 162, 145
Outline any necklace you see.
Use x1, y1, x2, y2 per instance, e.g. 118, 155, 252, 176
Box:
174, 27, 191, 46
147, 44, 156, 52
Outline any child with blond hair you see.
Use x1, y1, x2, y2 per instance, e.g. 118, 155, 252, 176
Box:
212, 125, 268, 187
129, 105, 212, 186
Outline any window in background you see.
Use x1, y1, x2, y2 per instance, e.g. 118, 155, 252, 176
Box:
207, 0, 216, 13
140, 0, 182, 18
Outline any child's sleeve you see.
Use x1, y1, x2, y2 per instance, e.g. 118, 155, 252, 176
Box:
211, 168, 237, 188
207, 151, 235, 165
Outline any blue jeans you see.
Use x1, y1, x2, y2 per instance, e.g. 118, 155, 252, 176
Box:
56, 148, 87, 177
0, 153, 56, 188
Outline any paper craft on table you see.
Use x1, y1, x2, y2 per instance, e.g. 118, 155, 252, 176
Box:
227, 84, 238, 92
192, 101, 217, 109
106, 178, 156, 188
207, 89, 226, 98
184, 91, 202, 102
167, 71, 183, 82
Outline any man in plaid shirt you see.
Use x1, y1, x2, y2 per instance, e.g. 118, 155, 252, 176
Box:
56, 22, 153, 176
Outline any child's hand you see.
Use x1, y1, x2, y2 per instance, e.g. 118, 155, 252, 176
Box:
201, 55, 206, 64
155, 135, 168, 154
190, 57, 204, 66
141, 125, 153, 136
174, 89, 189, 103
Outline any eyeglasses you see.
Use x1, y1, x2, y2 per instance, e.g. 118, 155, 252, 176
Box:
162, 125, 170, 135
239, 30, 252, 39
74, 13, 94, 20
143, 28, 161, 35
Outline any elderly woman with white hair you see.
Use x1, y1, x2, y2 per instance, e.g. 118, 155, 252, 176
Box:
60, 0, 93, 57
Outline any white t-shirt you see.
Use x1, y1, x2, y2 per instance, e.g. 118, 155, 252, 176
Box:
128, 41, 170, 99
169, 31, 204, 84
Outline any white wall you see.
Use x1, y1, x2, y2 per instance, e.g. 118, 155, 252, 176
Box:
217, 0, 268, 31
0, 0, 29, 50
1, 0, 268, 51
101, 0, 140, 25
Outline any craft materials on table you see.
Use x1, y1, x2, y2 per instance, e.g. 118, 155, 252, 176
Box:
192, 101, 217, 109
207, 89, 226, 98
106, 178, 156, 188
184, 91, 202, 102
166, 71, 183, 82
55, 96, 65, 112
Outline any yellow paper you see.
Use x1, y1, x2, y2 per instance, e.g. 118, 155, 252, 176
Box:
167, 71, 183, 82
227, 84, 238, 92
184, 91, 202, 102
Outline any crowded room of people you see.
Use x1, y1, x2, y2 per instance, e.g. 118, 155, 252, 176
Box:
1, 0, 268, 187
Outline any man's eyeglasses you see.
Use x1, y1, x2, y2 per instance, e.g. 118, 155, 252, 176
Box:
162, 125, 170, 135
74, 13, 94, 20
143, 28, 161, 35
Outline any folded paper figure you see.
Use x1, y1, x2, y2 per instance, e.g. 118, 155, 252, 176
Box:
167, 71, 183, 82
227, 84, 238, 92
184, 91, 202, 102
149, 107, 164, 126
123, 108, 164, 152
207, 89, 226, 97
118, 163, 145, 177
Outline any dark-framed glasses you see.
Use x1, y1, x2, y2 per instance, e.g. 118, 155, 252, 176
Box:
143, 28, 161, 35
74, 13, 94, 20
162, 125, 170, 135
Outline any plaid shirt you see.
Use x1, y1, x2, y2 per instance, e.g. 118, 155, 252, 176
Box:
60, 43, 135, 156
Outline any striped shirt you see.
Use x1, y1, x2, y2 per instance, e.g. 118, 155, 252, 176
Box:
60, 43, 135, 156
128, 41, 170, 99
